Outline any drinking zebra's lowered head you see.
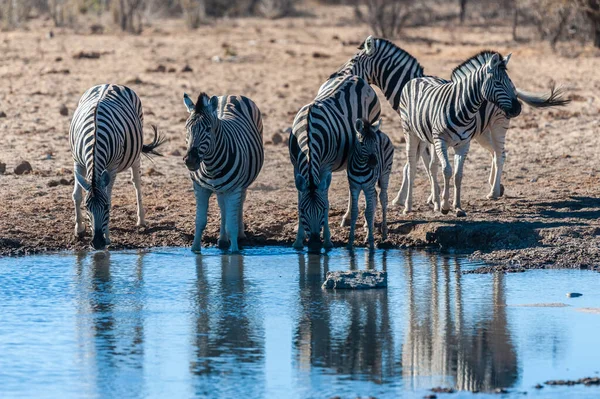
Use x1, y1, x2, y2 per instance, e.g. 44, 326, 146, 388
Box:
182, 92, 264, 253
343, 118, 394, 249
70, 84, 165, 250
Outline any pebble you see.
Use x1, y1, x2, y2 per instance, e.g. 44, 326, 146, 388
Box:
14, 161, 32, 175
0, 162, 5, 174
534, 384, 543, 389
59, 104, 68, 116
323, 270, 387, 290
0, 111, 6, 118
567, 292, 583, 298
271, 132, 283, 145
181, 65, 193, 72
169, 149, 182, 156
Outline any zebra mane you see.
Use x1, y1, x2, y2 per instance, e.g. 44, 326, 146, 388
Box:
451, 50, 504, 81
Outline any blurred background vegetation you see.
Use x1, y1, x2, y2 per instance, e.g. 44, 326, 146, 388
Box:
1, 0, 599, 50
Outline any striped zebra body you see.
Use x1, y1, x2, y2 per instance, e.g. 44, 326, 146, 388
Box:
183, 93, 264, 253
344, 118, 394, 249
289, 74, 381, 251
70, 84, 162, 250
399, 52, 522, 217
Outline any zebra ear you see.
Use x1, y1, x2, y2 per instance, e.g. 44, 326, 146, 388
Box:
487, 53, 501, 73
98, 170, 111, 189
503, 53, 512, 66
364, 35, 375, 55
354, 119, 365, 134
295, 174, 308, 192
317, 172, 332, 191
183, 93, 195, 113
75, 170, 91, 192
209, 96, 219, 113
372, 118, 382, 132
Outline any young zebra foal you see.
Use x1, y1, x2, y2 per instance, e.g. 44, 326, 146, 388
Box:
344, 118, 394, 249
71, 84, 165, 250
183, 92, 264, 253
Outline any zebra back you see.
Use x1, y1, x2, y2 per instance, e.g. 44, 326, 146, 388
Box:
70, 84, 144, 188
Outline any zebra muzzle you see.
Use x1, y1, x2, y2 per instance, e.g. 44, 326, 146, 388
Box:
91, 230, 107, 250
184, 150, 201, 171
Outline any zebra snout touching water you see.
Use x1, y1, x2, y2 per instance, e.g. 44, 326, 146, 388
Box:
183, 92, 264, 253
70, 84, 165, 250
343, 118, 394, 250
398, 52, 522, 218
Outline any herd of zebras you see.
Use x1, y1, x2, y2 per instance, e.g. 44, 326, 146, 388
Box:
70, 35, 569, 252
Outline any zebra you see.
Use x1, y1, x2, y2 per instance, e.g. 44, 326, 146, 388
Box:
289, 74, 381, 252
334, 36, 568, 203
345, 118, 394, 249
399, 52, 522, 217
183, 92, 264, 253
70, 84, 165, 250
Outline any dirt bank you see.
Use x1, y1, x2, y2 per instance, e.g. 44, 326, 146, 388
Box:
0, 7, 599, 272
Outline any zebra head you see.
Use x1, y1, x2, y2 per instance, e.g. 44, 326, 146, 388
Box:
75, 169, 111, 250
481, 53, 521, 119
183, 92, 219, 171
295, 171, 331, 252
354, 118, 382, 170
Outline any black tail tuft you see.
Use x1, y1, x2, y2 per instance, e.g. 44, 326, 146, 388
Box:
142, 125, 167, 159
516, 83, 571, 108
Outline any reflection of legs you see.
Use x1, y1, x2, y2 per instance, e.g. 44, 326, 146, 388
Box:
216, 194, 228, 249
224, 189, 243, 252
434, 138, 452, 214
73, 162, 86, 237
238, 189, 247, 239
364, 186, 377, 249
452, 141, 470, 217
130, 160, 146, 227
192, 182, 212, 253
293, 191, 305, 249
378, 172, 390, 240
341, 189, 352, 227
404, 134, 420, 214
427, 144, 441, 212
323, 196, 333, 249
105, 177, 115, 245
347, 188, 360, 249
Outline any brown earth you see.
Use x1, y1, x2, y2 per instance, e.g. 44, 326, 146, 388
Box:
0, 6, 599, 273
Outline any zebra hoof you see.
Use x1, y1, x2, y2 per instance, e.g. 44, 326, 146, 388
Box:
441, 208, 450, 215
324, 240, 334, 249
191, 246, 201, 254
455, 209, 467, 217
218, 239, 230, 249
292, 240, 304, 250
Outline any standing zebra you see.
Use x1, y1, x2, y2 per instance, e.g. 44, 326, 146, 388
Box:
399, 52, 522, 217
183, 92, 264, 253
334, 36, 568, 203
70, 84, 164, 250
289, 74, 381, 252
346, 118, 394, 249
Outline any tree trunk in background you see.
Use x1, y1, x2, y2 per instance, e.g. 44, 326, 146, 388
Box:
512, 3, 518, 41
584, 0, 600, 47
459, 0, 467, 24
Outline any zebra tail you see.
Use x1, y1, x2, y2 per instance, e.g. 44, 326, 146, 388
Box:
142, 125, 167, 159
516, 83, 570, 108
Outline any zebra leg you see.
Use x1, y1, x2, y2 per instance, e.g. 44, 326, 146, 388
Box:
452, 141, 470, 217
347, 187, 360, 249
420, 145, 433, 205
489, 123, 508, 199
130, 161, 146, 227
391, 162, 409, 208
364, 186, 377, 250
434, 138, 452, 214
428, 144, 441, 212
192, 182, 212, 253
293, 191, 305, 249
403, 134, 420, 214
216, 194, 229, 249
341, 189, 352, 227
224, 189, 243, 253
73, 163, 86, 238
378, 172, 390, 241
238, 189, 247, 239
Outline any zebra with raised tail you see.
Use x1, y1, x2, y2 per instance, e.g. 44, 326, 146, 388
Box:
400, 52, 522, 217
70, 84, 165, 250
183, 92, 264, 253
335, 36, 569, 203
289, 74, 381, 252
345, 118, 394, 249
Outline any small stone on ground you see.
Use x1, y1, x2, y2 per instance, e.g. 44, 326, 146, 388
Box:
14, 161, 32, 175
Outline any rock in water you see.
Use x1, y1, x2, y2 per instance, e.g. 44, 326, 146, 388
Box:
322, 270, 387, 290
567, 292, 583, 298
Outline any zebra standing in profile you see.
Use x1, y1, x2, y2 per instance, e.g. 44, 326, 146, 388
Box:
70, 84, 164, 250
183, 92, 264, 253
345, 118, 394, 249
289, 74, 381, 252
335, 36, 568, 204
400, 52, 522, 217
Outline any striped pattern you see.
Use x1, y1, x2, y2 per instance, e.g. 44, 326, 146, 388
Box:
289, 74, 381, 250
344, 118, 394, 248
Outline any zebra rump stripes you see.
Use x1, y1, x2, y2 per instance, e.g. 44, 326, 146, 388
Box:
343, 118, 394, 249
70, 84, 164, 250
183, 92, 264, 253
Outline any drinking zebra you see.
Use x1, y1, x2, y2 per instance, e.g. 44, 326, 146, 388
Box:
399, 52, 522, 217
70, 84, 165, 250
334, 36, 568, 203
345, 118, 394, 249
183, 92, 264, 253
289, 74, 381, 252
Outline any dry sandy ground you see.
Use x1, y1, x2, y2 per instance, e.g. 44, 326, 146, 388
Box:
0, 6, 598, 272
